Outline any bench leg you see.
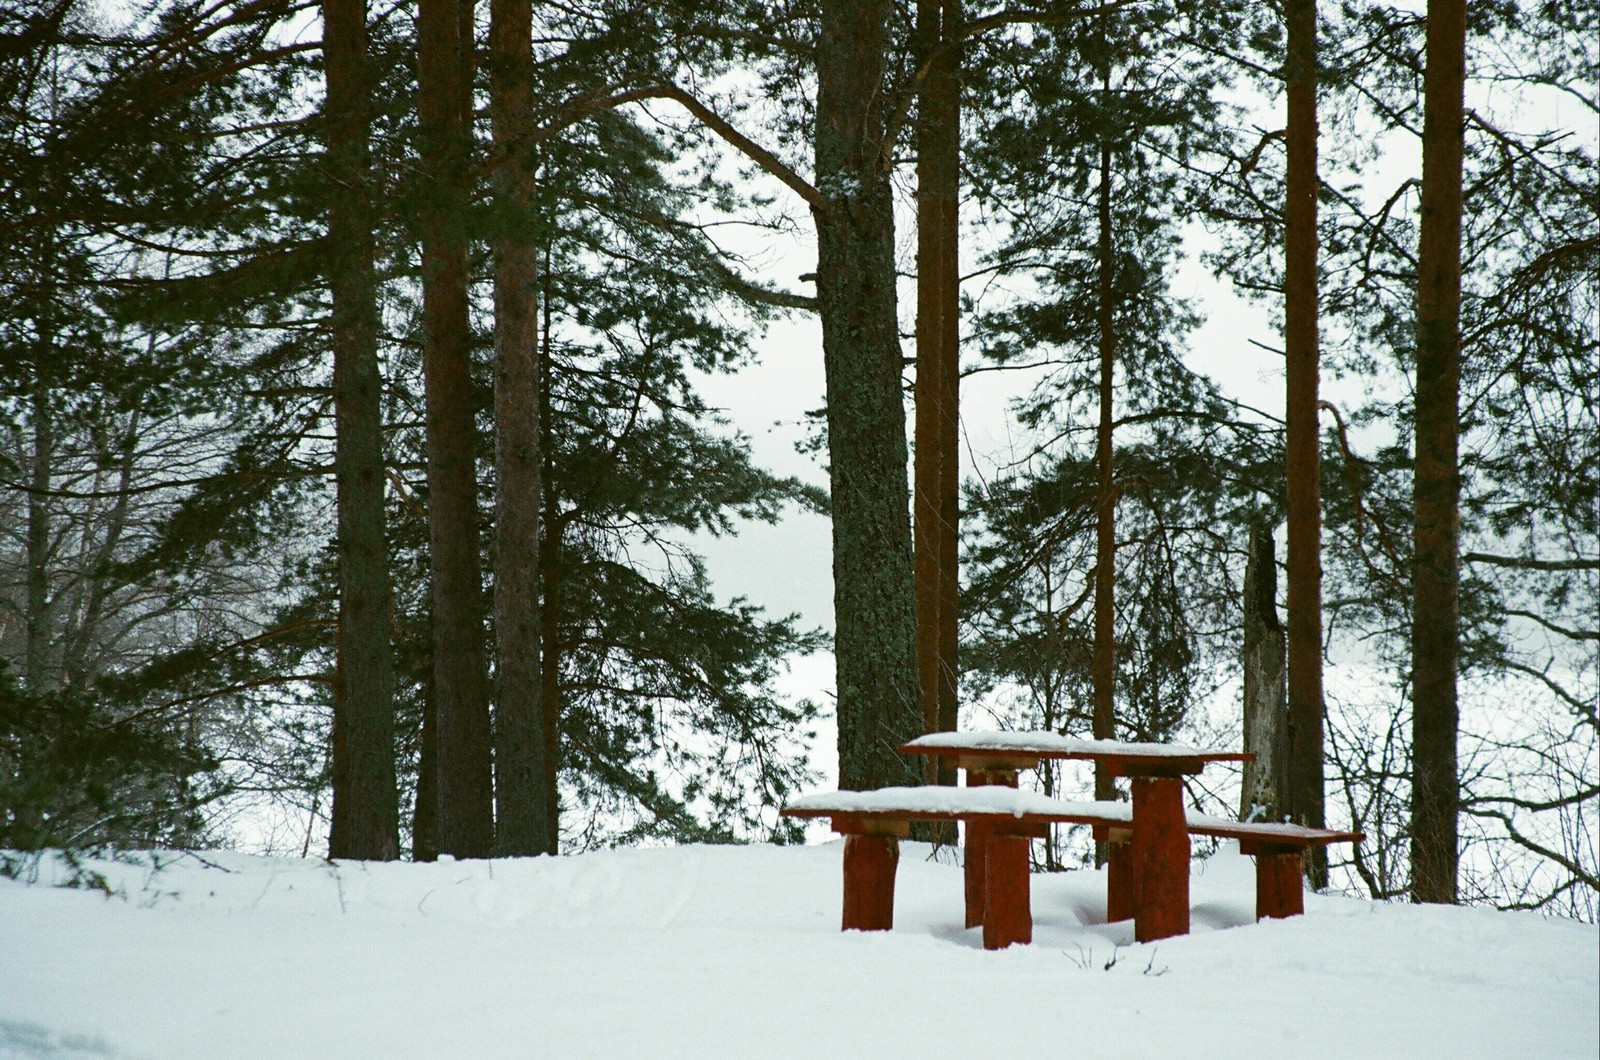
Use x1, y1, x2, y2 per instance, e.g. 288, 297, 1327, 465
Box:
982, 831, 1032, 949
1105, 831, 1137, 923
963, 769, 1018, 928
1255, 850, 1305, 919
964, 820, 991, 928
842, 834, 899, 931
1131, 776, 1190, 943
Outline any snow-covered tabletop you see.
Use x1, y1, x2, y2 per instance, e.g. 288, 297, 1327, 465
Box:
782, 785, 1132, 821
903, 730, 1251, 765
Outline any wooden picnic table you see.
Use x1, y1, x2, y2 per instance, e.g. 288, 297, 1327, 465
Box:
781, 783, 1362, 950
903, 732, 1252, 943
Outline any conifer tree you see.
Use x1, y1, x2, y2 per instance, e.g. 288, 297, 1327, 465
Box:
958, 3, 1247, 786
913, 0, 963, 788
1282, 0, 1326, 885
1409, 0, 1466, 905
415, 0, 493, 859
323, 0, 398, 862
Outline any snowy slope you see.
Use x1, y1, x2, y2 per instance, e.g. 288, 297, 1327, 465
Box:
3, 842, 1595, 1059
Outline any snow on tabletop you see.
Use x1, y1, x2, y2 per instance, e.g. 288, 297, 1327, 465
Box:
783, 785, 1132, 820
1183, 813, 1362, 841
904, 730, 1244, 759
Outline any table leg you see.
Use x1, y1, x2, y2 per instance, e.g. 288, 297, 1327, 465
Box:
1252, 846, 1305, 920
963, 769, 1018, 928
841, 834, 899, 931
982, 830, 1033, 949
1103, 827, 1137, 923
1131, 775, 1190, 942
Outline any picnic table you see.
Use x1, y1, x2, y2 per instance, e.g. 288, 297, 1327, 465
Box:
903, 732, 1251, 944
781, 731, 1362, 950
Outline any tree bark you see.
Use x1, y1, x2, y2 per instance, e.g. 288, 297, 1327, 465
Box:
816, 0, 923, 792
1282, 0, 1326, 887
1241, 518, 1288, 821
416, 0, 494, 858
913, 0, 961, 792
1092, 134, 1118, 811
1411, 0, 1466, 905
324, 0, 398, 862
488, 0, 551, 858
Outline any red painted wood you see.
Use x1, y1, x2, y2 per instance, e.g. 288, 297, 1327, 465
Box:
841, 834, 899, 931
982, 831, 1033, 949
963, 768, 1019, 928
1256, 850, 1305, 919
964, 819, 990, 928
1132, 776, 1190, 942
1105, 835, 1137, 922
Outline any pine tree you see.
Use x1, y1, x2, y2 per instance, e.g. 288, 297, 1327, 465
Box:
1282, 0, 1326, 886
812, 0, 924, 791
415, 0, 493, 858
1409, 0, 1466, 905
323, 0, 398, 862
912, 0, 962, 789
958, 3, 1248, 786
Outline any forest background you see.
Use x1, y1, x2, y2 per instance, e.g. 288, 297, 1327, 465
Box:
1, 0, 1594, 920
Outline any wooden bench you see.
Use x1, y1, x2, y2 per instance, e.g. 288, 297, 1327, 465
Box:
782, 787, 1362, 949
1093, 815, 1364, 923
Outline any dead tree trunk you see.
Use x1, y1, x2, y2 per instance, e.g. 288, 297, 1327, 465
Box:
1411, 0, 1466, 905
1241, 519, 1288, 821
535, 268, 563, 851
1092, 133, 1118, 810
25, 377, 53, 691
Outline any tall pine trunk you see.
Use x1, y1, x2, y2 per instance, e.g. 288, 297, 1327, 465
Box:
913, 0, 961, 790
488, 0, 552, 857
1283, 0, 1326, 887
816, 0, 923, 791
324, 0, 398, 861
416, 0, 494, 858
1092, 134, 1117, 811
1411, 0, 1466, 905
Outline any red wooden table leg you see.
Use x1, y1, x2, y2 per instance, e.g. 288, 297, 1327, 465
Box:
1131, 775, 1190, 942
1252, 846, 1305, 920
963, 769, 1018, 928
1103, 827, 1137, 923
841, 834, 899, 931
982, 830, 1033, 950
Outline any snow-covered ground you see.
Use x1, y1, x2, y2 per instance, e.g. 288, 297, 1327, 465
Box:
4, 842, 1595, 1058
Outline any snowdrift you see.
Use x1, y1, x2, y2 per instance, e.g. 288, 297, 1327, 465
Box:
3, 842, 1595, 1058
